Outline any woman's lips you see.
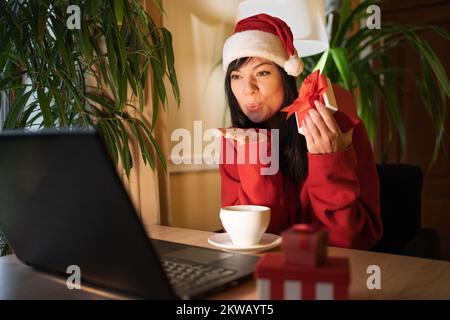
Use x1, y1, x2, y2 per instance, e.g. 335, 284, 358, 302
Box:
246, 103, 262, 111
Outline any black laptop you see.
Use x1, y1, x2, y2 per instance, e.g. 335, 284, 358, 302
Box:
0, 129, 259, 299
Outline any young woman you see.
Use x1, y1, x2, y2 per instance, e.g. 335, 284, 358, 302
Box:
219, 13, 383, 249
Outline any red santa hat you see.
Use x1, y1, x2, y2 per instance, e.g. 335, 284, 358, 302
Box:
223, 13, 304, 77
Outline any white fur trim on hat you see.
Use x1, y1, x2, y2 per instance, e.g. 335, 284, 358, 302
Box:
223, 30, 303, 77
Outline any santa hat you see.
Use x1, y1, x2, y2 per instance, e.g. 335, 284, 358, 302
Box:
223, 13, 304, 77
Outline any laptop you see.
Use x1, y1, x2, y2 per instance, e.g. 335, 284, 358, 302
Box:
0, 129, 259, 299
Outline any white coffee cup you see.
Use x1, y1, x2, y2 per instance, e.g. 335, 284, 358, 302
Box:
220, 205, 271, 246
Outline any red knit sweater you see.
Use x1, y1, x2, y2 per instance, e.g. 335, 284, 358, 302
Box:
219, 112, 383, 249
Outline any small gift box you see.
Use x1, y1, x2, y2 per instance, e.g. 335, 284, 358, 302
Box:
254, 224, 350, 300
281, 70, 360, 135
255, 254, 350, 300
281, 224, 328, 267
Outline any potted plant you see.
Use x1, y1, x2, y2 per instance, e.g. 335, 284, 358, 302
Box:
0, 0, 180, 255
302, 0, 450, 165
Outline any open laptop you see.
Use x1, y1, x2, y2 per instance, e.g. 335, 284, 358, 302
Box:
0, 129, 259, 299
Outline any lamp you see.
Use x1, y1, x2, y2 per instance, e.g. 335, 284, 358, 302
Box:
238, 0, 329, 57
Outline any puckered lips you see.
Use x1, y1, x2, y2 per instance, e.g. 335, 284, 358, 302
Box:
246, 103, 262, 111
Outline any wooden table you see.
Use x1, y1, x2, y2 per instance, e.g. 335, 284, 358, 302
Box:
1, 225, 450, 299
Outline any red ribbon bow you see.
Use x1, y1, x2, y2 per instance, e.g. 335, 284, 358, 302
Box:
281, 70, 328, 123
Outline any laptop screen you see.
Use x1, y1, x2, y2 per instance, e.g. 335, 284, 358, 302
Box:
0, 129, 176, 298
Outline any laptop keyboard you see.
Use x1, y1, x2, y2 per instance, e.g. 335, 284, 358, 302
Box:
162, 259, 237, 294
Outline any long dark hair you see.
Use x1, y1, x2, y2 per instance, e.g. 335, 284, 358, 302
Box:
224, 57, 308, 184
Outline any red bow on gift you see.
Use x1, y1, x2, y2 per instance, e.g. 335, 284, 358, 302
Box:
281, 70, 328, 123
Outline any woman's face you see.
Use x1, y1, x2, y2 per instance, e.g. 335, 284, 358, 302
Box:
230, 57, 284, 124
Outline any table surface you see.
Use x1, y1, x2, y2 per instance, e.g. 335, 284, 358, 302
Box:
1, 224, 450, 300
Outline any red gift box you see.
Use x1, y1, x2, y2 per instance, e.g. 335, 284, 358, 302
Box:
281, 224, 328, 267
281, 70, 360, 135
255, 254, 350, 300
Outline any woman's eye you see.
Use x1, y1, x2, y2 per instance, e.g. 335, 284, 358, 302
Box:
230, 74, 240, 80
257, 71, 270, 76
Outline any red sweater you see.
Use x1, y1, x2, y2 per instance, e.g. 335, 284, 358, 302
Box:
219, 112, 383, 249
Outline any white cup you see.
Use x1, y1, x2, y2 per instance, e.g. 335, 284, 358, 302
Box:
220, 205, 271, 246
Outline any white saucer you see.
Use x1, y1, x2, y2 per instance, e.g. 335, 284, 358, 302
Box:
207, 233, 282, 254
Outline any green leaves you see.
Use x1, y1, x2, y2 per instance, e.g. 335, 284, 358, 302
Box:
36, 1, 48, 43
4, 89, 32, 129
36, 87, 54, 127
313, 50, 330, 73
329, 48, 352, 90
0, 0, 180, 177
332, 0, 381, 47
161, 27, 180, 106
417, 55, 447, 167
114, 0, 124, 27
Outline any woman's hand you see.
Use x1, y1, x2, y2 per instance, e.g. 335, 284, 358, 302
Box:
302, 100, 353, 154
215, 128, 268, 145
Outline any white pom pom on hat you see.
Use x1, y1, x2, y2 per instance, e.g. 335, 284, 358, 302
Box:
223, 13, 304, 77
284, 55, 304, 77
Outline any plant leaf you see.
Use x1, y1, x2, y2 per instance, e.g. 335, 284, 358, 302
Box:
313, 50, 330, 73
161, 27, 180, 106
114, 0, 124, 27
4, 89, 33, 129
329, 47, 352, 90
37, 87, 54, 127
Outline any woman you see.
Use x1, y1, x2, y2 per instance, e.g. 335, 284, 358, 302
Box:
218, 13, 383, 249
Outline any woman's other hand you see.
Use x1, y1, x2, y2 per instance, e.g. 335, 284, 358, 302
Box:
215, 128, 268, 145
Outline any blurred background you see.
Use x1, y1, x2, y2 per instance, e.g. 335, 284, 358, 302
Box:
1, 0, 449, 260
